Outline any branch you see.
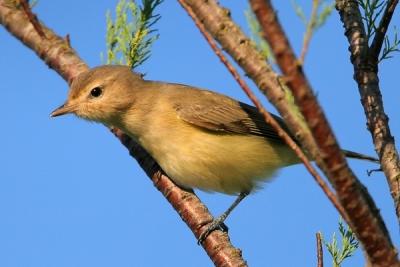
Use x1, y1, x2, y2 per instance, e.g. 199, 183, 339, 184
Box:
370, 0, 399, 62
0, 2, 86, 83
0, 2, 247, 266
19, 0, 46, 38
336, 0, 400, 222
316, 232, 323, 267
248, 0, 399, 266
299, 0, 319, 64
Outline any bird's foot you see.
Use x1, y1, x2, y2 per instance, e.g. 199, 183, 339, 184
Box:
197, 192, 249, 245
197, 215, 229, 245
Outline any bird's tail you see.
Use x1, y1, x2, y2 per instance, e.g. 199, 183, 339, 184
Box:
342, 149, 379, 163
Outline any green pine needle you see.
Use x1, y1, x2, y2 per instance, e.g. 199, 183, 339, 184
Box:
380, 27, 400, 62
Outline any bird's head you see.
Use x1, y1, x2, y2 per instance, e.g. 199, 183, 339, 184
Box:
51, 65, 144, 125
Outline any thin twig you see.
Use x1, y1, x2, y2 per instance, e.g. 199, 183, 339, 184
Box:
367, 168, 383, 176
316, 232, 323, 267
0, 2, 248, 266
370, 0, 399, 62
64, 34, 71, 48
250, 0, 398, 265
178, 0, 349, 225
299, 0, 319, 64
19, 0, 46, 38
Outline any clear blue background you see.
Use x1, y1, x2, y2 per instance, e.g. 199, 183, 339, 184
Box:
1, 1, 399, 266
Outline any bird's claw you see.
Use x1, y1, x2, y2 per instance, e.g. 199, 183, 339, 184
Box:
197, 216, 229, 245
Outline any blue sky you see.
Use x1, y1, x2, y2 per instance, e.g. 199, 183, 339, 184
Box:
1, 1, 399, 266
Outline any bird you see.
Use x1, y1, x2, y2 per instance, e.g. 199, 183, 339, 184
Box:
51, 65, 378, 243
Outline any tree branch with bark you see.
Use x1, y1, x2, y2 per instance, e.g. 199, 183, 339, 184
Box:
336, 0, 400, 222
0, 1, 247, 266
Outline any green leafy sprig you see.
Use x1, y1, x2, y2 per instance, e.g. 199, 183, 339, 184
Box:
104, 0, 163, 69
324, 220, 360, 267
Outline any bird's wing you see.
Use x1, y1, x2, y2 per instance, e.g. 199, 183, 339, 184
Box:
173, 89, 290, 143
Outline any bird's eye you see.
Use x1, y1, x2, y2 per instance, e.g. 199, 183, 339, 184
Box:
90, 87, 102, 98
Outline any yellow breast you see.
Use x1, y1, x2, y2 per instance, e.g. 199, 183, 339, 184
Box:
137, 116, 298, 194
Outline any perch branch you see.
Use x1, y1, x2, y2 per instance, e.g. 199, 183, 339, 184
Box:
0, 2, 247, 266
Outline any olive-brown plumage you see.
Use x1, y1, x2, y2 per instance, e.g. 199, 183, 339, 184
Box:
52, 65, 378, 195
52, 65, 301, 194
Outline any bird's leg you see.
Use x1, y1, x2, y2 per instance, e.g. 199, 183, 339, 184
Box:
198, 191, 249, 244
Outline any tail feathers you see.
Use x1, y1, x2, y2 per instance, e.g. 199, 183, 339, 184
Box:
342, 149, 379, 163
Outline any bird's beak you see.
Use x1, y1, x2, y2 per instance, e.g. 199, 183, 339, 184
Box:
50, 102, 77, 117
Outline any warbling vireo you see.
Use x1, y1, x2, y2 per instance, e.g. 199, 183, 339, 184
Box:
51, 65, 378, 242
